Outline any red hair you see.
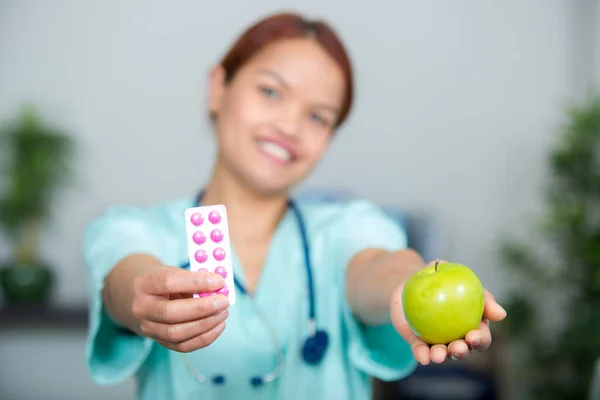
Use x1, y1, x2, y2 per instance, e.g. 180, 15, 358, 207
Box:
217, 12, 354, 127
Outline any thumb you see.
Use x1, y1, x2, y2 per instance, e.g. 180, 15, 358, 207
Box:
483, 289, 507, 321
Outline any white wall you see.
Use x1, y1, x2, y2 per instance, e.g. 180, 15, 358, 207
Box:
0, 0, 579, 304
0, 0, 594, 399
570, 0, 600, 99
596, 0, 600, 87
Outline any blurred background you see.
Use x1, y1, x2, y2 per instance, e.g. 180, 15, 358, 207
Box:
1, 0, 599, 399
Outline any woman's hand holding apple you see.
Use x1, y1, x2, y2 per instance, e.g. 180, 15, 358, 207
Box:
390, 259, 507, 364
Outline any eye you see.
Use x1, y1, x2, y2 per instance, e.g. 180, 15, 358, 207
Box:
309, 112, 329, 126
259, 85, 280, 99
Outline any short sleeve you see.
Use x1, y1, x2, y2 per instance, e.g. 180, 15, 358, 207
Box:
338, 200, 418, 381
82, 206, 164, 385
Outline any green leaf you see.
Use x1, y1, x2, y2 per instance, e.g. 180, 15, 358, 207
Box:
502, 293, 536, 338
497, 93, 600, 398
497, 238, 553, 284
0, 105, 75, 238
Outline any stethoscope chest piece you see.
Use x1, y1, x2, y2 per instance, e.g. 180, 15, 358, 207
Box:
301, 330, 329, 365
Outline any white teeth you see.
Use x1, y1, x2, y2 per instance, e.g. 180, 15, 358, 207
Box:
259, 141, 292, 162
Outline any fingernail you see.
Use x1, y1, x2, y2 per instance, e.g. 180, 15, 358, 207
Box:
215, 310, 229, 322
208, 275, 224, 289
213, 295, 229, 310
215, 321, 227, 333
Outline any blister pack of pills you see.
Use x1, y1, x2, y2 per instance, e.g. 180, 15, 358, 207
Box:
184, 204, 236, 304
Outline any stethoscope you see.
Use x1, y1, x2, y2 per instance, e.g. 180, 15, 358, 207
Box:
177, 191, 330, 387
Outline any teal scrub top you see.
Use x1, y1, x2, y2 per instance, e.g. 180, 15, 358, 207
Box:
83, 196, 417, 400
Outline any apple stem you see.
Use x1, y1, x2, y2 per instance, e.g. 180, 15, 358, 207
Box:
434, 259, 440, 272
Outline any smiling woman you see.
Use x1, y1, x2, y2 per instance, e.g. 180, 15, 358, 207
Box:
82, 11, 505, 400
207, 13, 353, 197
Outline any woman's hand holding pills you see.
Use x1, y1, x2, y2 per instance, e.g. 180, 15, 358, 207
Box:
129, 266, 230, 352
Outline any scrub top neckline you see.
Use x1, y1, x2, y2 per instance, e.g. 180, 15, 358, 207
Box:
230, 206, 296, 303
187, 195, 298, 304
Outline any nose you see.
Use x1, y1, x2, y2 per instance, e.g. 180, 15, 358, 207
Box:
275, 103, 302, 137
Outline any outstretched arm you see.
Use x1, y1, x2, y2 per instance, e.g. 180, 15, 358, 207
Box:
345, 250, 507, 365
346, 248, 424, 325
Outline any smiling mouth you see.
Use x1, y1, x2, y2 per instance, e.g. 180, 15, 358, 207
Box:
257, 140, 295, 164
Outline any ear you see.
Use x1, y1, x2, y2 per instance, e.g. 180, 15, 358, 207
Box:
207, 65, 227, 116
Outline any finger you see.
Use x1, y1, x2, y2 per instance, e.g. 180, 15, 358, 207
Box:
482, 289, 507, 321
394, 319, 431, 366
430, 344, 448, 364
399, 326, 431, 365
465, 323, 492, 351
390, 286, 431, 365
409, 336, 432, 365
448, 340, 470, 359
147, 294, 230, 323
142, 309, 229, 344
158, 321, 227, 353
146, 268, 225, 295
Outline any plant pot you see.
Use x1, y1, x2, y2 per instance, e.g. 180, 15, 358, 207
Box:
0, 261, 54, 305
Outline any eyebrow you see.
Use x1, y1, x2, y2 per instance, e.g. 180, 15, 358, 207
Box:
255, 68, 341, 114
256, 68, 289, 88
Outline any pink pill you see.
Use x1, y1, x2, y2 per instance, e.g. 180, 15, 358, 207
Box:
194, 250, 208, 263
214, 266, 227, 278
216, 285, 229, 296
213, 247, 226, 261
210, 229, 223, 243
198, 292, 212, 298
208, 210, 221, 224
190, 212, 204, 226
192, 231, 206, 244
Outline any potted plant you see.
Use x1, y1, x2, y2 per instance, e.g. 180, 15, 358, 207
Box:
498, 93, 600, 399
0, 105, 75, 305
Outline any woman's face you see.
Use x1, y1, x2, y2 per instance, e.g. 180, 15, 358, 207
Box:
208, 38, 346, 196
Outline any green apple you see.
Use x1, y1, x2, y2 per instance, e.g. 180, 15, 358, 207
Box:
401, 260, 485, 345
